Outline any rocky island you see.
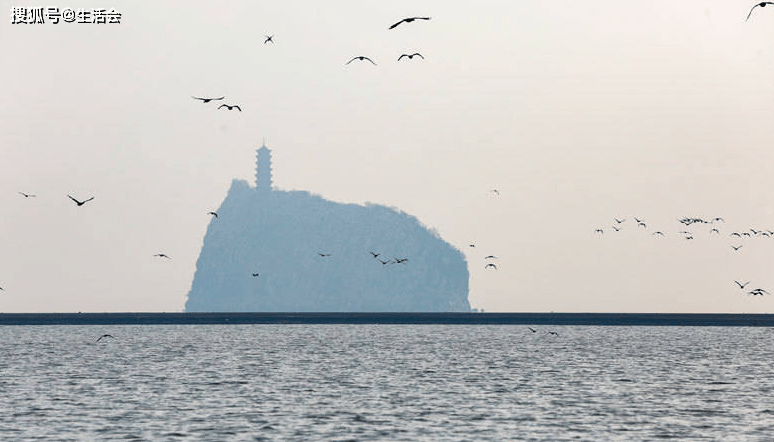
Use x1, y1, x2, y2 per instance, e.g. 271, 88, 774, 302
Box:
184, 143, 470, 312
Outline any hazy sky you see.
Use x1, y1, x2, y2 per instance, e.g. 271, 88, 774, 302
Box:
2, 1, 773, 313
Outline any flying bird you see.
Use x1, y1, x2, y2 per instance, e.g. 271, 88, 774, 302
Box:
747, 2, 774, 21
398, 53, 424, 61
68, 195, 94, 206
395, 258, 409, 264
638, 222, 647, 228
614, 218, 625, 224
710, 228, 720, 234
731, 232, 742, 238
252, 273, 260, 277
484, 255, 498, 259
634, 217, 644, 223
192, 96, 225, 103
748, 288, 770, 296
491, 189, 500, 195
389, 16, 431, 29
369, 252, 380, 258
96, 334, 115, 342
378, 259, 391, 265
318, 253, 332, 257
731, 245, 743, 251
346, 56, 377, 65
735, 280, 750, 289
153, 253, 171, 259
595, 229, 604, 234
264, 35, 274, 44
218, 104, 242, 111
485, 263, 497, 269
652, 231, 665, 236
611, 226, 621, 232
548, 331, 559, 336
208, 211, 218, 218
528, 327, 537, 333
469, 244, 476, 247
18, 192, 36, 197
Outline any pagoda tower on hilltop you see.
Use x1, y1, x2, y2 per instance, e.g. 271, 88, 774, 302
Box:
255, 141, 273, 192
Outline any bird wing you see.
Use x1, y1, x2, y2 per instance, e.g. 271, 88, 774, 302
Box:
389, 19, 405, 29
747, 4, 759, 21
345, 57, 358, 65
234, 106, 242, 111
218, 104, 227, 109
192, 96, 205, 101
67, 195, 81, 204
364, 57, 377, 65
413, 53, 424, 59
398, 54, 407, 61
83, 197, 94, 203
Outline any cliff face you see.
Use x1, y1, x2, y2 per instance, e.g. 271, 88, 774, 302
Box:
184, 179, 470, 312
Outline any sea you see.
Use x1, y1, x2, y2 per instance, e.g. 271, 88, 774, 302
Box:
2, 315, 774, 441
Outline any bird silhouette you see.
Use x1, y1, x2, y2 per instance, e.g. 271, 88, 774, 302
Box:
747, 2, 774, 21
208, 211, 218, 218
218, 104, 242, 111
389, 16, 431, 29
638, 222, 647, 228
735, 280, 750, 289
68, 195, 94, 206
491, 189, 500, 195
192, 96, 225, 103
731, 245, 743, 251
595, 229, 604, 234
652, 231, 665, 236
346, 56, 377, 65
96, 334, 115, 342
710, 228, 720, 234
153, 253, 171, 259
731, 232, 742, 238
634, 217, 644, 223
548, 331, 559, 336
398, 53, 424, 61
378, 259, 391, 265
252, 273, 260, 277
611, 226, 621, 232
528, 327, 537, 333
369, 252, 380, 258
469, 244, 476, 247
395, 258, 409, 264
484, 255, 498, 259
18, 192, 36, 198
485, 263, 497, 269
0, 286, 3, 291
264, 35, 274, 44
748, 288, 770, 296
318, 253, 332, 257
614, 218, 625, 224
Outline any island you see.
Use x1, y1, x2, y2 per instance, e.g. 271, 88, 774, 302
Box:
184, 143, 470, 312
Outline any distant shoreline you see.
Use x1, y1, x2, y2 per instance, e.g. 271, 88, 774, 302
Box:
1, 313, 773, 326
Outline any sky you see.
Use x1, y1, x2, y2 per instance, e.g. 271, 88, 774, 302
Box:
1, 1, 773, 313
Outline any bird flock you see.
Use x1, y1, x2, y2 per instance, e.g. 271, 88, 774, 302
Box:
594, 216, 773, 297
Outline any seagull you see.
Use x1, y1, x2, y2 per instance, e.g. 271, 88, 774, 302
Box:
369, 252, 380, 258
469, 244, 476, 247
18, 192, 36, 197
731, 245, 743, 251
398, 53, 424, 61
484, 255, 498, 259
614, 218, 625, 224
153, 253, 171, 259
252, 273, 260, 277
595, 229, 604, 234
528, 327, 537, 333
68, 195, 94, 206
491, 189, 500, 195
218, 104, 242, 111
346, 56, 377, 65
611, 225, 621, 232
192, 96, 225, 103
96, 334, 115, 342
634, 217, 644, 223
378, 259, 391, 265
638, 222, 647, 228
264, 35, 274, 44
748, 288, 770, 296
710, 228, 720, 234
485, 263, 497, 269
735, 280, 750, 289
731, 232, 742, 238
652, 231, 665, 236
208, 211, 218, 218
548, 331, 559, 336
0, 286, 3, 291
713, 217, 725, 223
395, 258, 409, 264
318, 253, 332, 257
389, 16, 431, 29
685, 236, 694, 240
747, 2, 774, 21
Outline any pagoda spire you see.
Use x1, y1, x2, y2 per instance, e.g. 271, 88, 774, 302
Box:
255, 140, 273, 192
